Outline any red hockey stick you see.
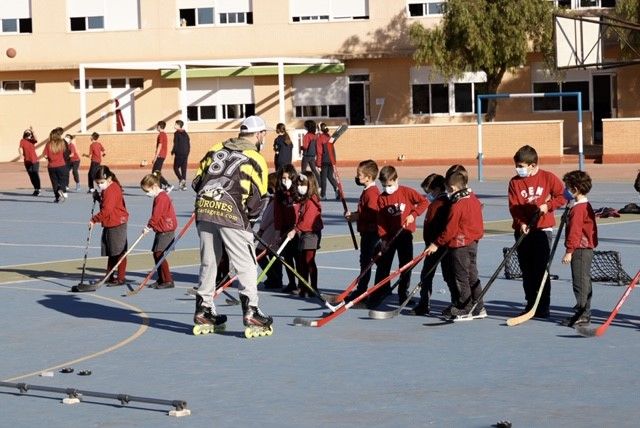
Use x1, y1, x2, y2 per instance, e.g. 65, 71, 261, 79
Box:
293, 249, 427, 327
576, 269, 640, 337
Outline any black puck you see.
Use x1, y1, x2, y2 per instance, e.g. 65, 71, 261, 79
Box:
60, 367, 74, 374
78, 370, 92, 376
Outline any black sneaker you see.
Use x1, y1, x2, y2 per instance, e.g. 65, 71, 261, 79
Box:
560, 312, 590, 327
32, 190, 40, 196
155, 281, 175, 289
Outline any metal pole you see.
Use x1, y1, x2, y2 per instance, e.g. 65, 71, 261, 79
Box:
477, 94, 483, 182
577, 91, 584, 171
79, 65, 87, 132
277, 60, 285, 124
180, 63, 187, 126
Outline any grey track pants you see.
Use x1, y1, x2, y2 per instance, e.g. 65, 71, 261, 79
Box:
196, 222, 259, 309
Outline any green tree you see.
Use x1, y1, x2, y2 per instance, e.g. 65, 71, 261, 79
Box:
409, 0, 554, 121
615, 0, 640, 59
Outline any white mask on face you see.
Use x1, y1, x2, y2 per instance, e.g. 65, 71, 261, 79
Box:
515, 167, 529, 178
145, 189, 159, 198
282, 179, 292, 190
97, 182, 110, 191
383, 185, 398, 195
297, 185, 308, 195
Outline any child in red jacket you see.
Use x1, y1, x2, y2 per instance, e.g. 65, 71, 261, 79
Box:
426, 171, 485, 320
344, 159, 380, 302
274, 164, 300, 293
286, 171, 323, 297
560, 170, 598, 327
141, 172, 178, 289
411, 173, 450, 316
368, 165, 428, 308
91, 165, 129, 286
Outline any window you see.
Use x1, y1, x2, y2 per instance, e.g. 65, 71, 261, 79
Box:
407, 1, 446, 17
187, 105, 216, 121
1, 80, 36, 94
548, 0, 615, 8
293, 74, 348, 118
178, 0, 253, 26
186, 77, 255, 122
73, 77, 144, 90
290, 0, 369, 22
1, 0, 33, 33
532, 63, 590, 112
410, 67, 487, 115
68, 0, 140, 32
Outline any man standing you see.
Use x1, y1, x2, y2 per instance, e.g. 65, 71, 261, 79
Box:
171, 120, 190, 191
191, 116, 273, 338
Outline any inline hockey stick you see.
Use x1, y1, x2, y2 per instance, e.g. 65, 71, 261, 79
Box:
323, 228, 405, 304
77, 201, 98, 286
89, 229, 149, 290
256, 237, 291, 284
507, 206, 569, 326
576, 269, 640, 337
369, 248, 448, 320
253, 232, 341, 312
126, 212, 195, 296
454, 212, 542, 321
326, 125, 357, 250
293, 249, 428, 327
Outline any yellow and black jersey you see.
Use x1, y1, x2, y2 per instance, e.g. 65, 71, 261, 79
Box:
193, 137, 268, 230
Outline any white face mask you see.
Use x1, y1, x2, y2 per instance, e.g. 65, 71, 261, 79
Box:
297, 185, 308, 195
383, 185, 398, 195
145, 189, 160, 198
97, 182, 110, 191
515, 167, 529, 178
282, 178, 292, 190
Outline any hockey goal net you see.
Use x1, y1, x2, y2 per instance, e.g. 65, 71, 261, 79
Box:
503, 248, 633, 286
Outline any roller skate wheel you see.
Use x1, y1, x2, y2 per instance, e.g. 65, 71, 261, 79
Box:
244, 327, 254, 339
193, 325, 202, 335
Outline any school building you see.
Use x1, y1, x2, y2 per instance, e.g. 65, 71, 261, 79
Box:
1, 0, 639, 167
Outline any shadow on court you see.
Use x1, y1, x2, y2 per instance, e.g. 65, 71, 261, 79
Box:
37, 294, 193, 334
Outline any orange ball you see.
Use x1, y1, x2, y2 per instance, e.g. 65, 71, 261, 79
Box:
6, 48, 17, 58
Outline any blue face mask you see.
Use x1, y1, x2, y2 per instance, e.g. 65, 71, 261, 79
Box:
563, 187, 574, 202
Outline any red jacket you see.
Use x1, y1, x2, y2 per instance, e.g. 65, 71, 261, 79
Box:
92, 183, 129, 228
423, 194, 449, 244
148, 191, 177, 233
19, 138, 38, 163
295, 194, 323, 233
43, 143, 66, 168
377, 185, 428, 238
565, 200, 598, 253
69, 143, 80, 162
274, 190, 299, 233
156, 131, 168, 159
356, 184, 380, 234
315, 132, 335, 167
301, 132, 317, 157
435, 190, 483, 248
89, 141, 105, 163
508, 169, 565, 230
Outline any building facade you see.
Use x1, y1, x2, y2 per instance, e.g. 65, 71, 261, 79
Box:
0, 0, 637, 163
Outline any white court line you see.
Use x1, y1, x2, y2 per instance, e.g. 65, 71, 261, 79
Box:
0, 242, 148, 252
0, 218, 148, 228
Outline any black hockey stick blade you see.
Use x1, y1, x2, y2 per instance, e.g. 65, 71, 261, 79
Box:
330, 124, 348, 142
369, 307, 401, 320
292, 317, 317, 327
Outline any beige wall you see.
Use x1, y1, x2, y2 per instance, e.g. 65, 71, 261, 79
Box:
57, 121, 563, 173
602, 118, 640, 163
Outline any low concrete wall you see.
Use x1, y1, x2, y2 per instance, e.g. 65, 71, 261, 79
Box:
68, 121, 564, 170
603, 118, 640, 163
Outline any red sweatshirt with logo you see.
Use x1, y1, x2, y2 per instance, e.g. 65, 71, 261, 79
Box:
508, 169, 565, 230
377, 185, 428, 239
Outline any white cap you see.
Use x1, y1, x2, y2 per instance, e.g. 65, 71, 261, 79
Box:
240, 115, 267, 133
